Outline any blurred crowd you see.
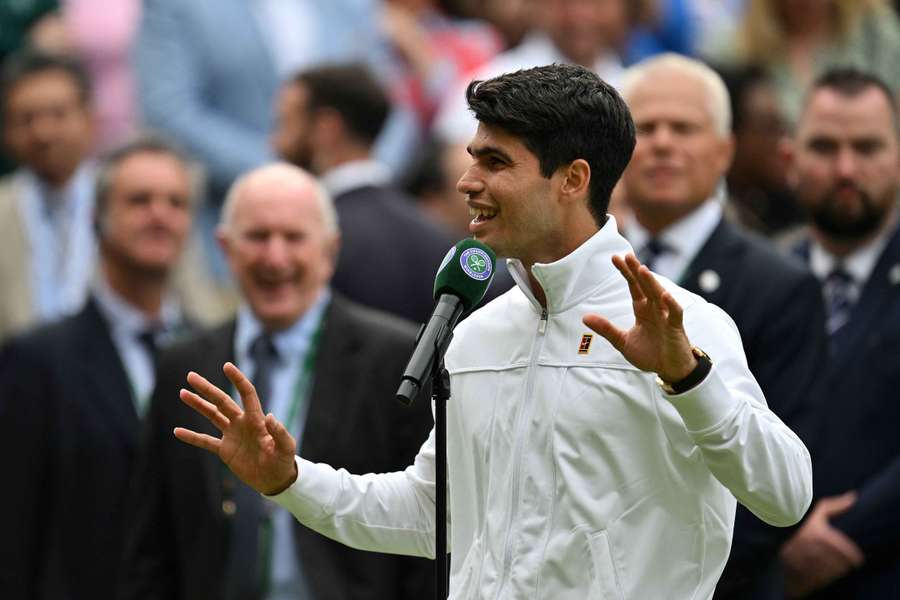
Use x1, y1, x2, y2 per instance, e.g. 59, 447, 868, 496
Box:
0, 0, 899, 599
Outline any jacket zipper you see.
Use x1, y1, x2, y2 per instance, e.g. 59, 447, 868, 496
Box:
494, 307, 548, 599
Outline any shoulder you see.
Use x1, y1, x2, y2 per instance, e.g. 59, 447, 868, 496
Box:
328, 295, 419, 344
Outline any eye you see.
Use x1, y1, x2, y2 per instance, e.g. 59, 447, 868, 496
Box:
807, 138, 838, 155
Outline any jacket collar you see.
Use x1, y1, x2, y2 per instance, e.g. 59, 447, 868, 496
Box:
507, 215, 635, 314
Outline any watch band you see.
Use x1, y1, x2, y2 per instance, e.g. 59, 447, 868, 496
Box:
656, 346, 712, 395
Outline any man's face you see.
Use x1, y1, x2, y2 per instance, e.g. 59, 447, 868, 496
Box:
457, 123, 564, 266
539, 0, 627, 66
101, 152, 192, 276
3, 69, 93, 186
271, 82, 315, 171
621, 69, 734, 228
219, 177, 337, 331
788, 87, 900, 241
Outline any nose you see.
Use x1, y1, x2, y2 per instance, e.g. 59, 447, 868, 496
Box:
647, 124, 675, 153
261, 234, 290, 268
834, 147, 860, 180
456, 166, 484, 197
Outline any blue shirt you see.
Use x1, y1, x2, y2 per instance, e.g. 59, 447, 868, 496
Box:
16, 164, 97, 323
233, 289, 331, 599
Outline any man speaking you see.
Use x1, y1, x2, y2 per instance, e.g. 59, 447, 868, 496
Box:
176, 64, 812, 599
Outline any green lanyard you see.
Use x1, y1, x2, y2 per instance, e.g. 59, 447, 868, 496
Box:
258, 319, 325, 597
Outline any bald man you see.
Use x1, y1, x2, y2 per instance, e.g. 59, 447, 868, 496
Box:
118, 163, 434, 600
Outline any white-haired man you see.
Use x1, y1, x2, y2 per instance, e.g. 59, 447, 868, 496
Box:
618, 54, 829, 599
117, 163, 434, 600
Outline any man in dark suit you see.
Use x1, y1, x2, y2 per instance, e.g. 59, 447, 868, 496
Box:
272, 63, 464, 325
118, 163, 434, 599
617, 53, 828, 599
779, 68, 900, 599
0, 135, 198, 598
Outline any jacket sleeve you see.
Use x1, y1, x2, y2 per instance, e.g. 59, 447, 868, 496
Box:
668, 301, 814, 527
831, 452, 900, 555
134, 0, 272, 191
269, 428, 438, 559
0, 338, 56, 598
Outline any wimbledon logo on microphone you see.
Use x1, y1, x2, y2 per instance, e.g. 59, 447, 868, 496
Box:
460, 247, 492, 281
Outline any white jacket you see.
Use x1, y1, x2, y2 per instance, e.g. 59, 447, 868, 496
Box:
272, 223, 813, 599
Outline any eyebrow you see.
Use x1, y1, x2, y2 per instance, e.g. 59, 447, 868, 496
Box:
467, 144, 513, 163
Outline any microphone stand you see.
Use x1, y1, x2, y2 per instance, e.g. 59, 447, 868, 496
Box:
433, 360, 451, 600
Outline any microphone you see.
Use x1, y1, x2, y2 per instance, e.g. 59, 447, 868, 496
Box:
396, 239, 497, 405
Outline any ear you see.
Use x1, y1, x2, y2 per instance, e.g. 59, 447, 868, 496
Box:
215, 226, 231, 258
559, 159, 591, 204
716, 133, 736, 174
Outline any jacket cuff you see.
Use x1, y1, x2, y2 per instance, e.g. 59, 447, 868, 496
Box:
665, 364, 739, 433
265, 456, 337, 521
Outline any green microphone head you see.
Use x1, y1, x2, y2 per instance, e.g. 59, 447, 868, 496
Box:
433, 239, 497, 312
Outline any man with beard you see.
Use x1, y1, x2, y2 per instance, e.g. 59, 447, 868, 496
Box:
271, 63, 456, 324
0, 135, 199, 597
779, 68, 900, 599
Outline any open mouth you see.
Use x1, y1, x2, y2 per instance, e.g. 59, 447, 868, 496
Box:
470, 206, 498, 224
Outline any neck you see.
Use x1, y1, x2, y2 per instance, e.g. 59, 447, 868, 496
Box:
521, 216, 599, 308
101, 256, 168, 319
315, 144, 372, 174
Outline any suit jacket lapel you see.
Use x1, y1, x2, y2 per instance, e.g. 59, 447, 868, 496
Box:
72, 298, 139, 447
832, 224, 900, 362
300, 297, 364, 458
192, 323, 238, 517
679, 218, 741, 300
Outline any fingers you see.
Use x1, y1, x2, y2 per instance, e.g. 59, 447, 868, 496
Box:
173, 427, 222, 455
179, 388, 230, 431
265, 413, 297, 456
223, 362, 265, 417
820, 527, 865, 567
625, 253, 668, 304
583, 314, 627, 353
819, 491, 857, 517
612, 254, 645, 303
663, 291, 684, 329
186, 370, 242, 420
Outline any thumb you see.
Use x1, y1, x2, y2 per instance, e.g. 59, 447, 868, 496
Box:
819, 491, 858, 518
583, 314, 626, 353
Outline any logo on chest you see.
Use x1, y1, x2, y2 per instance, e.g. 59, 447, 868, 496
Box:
578, 333, 594, 355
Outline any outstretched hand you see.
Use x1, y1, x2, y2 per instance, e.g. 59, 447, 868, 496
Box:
583, 254, 697, 383
174, 362, 299, 496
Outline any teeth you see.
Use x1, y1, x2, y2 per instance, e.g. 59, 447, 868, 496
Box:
469, 206, 498, 220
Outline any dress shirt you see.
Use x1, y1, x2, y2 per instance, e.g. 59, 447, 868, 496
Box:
624, 195, 723, 283
808, 223, 893, 295
16, 164, 97, 323
250, 0, 317, 79
320, 159, 393, 199
92, 277, 183, 417
233, 289, 331, 600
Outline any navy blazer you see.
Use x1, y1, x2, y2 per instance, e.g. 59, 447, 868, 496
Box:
794, 223, 900, 599
0, 299, 149, 598
678, 218, 828, 600
118, 295, 435, 600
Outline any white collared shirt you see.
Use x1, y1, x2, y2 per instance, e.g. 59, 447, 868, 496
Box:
808, 224, 894, 301
16, 164, 97, 323
624, 196, 724, 283
92, 277, 183, 417
319, 159, 392, 199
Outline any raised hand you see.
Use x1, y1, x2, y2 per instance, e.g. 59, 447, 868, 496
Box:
174, 362, 298, 495
583, 253, 698, 383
